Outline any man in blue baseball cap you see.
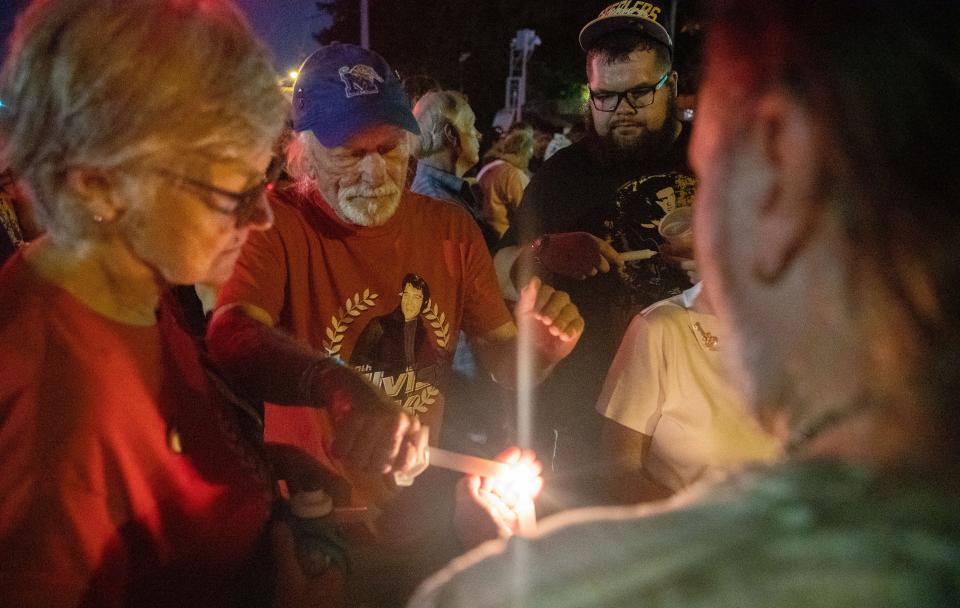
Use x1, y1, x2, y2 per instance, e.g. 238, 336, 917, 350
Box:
291, 43, 421, 150
207, 43, 584, 604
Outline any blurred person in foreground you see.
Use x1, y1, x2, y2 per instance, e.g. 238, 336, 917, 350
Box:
0, 1, 421, 605
409, 1, 960, 605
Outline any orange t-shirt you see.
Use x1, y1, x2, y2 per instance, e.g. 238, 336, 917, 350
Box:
219, 187, 512, 469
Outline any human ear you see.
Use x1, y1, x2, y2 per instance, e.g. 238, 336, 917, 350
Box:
66, 167, 126, 223
750, 90, 823, 283
443, 122, 459, 148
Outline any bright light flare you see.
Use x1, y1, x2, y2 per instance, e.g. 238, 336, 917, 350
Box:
488, 459, 543, 508
288, 70, 300, 80
420, 446, 543, 536
427, 447, 543, 507
482, 448, 542, 537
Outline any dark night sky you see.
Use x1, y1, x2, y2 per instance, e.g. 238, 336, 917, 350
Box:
0, 1, 325, 71
233, 0, 329, 72
2, 2, 698, 130
0, 1, 28, 62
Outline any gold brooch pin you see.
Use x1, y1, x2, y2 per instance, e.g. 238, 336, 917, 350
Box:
693, 322, 719, 351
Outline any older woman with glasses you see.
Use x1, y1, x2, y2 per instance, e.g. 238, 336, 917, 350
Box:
0, 1, 420, 605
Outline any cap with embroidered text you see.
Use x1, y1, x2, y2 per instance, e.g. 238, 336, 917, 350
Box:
579, 1, 673, 53
292, 43, 420, 148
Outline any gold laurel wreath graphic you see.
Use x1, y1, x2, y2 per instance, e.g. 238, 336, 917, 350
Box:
422, 299, 450, 349
322, 289, 378, 356
403, 385, 440, 415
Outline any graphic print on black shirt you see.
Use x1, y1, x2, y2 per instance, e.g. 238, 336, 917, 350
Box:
602, 171, 697, 308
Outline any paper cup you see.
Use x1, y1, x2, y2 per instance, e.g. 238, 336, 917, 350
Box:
658, 206, 693, 253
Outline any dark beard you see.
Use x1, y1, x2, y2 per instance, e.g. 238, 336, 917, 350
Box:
587, 94, 680, 168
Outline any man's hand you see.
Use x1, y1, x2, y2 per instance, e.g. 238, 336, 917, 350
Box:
515, 277, 584, 362
391, 423, 430, 487
471, 279, 583, 388
530, 232, 624, 280
308, 363, 422, 478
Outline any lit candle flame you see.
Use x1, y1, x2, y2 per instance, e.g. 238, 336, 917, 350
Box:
416, 446, 543, 536
489, 459, 543, 508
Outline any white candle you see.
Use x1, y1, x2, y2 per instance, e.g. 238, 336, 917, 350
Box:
620, 249, 658, 262
428, 447, 509, 478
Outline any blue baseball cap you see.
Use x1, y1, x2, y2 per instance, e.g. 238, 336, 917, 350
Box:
292, 43, 420, 148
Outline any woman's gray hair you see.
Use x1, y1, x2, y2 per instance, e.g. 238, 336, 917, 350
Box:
411, 90, 469, 159
0, 0, 288, 241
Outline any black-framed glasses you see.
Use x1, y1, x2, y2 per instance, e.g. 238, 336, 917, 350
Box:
156, 155, 283, 224
589, 72, 671, 112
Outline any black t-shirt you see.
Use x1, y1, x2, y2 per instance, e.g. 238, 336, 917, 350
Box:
504, 125, 695, 307
501, 125, 697, 491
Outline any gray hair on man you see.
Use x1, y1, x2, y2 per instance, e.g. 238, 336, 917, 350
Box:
0, 0, 288, 242
412, 90, 471, 159
285, 130, 324, 190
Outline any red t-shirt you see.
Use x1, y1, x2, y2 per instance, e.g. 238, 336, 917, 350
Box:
218, 187, 512, 471
0, 253, 274, 607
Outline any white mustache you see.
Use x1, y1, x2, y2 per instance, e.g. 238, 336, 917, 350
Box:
340, 183, 399, 200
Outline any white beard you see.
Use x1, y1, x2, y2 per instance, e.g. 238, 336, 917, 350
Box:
333, 182, 401, 227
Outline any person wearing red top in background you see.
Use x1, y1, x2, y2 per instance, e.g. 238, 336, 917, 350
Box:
0, 1, 422, 606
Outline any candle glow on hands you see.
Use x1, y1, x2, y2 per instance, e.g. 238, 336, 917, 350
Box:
483, 447, 542, 537
411, 446, 545, 538
458, 447, 541, 540
487, 453, 543, 508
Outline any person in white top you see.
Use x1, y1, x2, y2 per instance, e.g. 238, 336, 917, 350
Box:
597, 282, 780, 501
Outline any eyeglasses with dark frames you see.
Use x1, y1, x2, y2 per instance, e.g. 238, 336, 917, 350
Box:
589, 72, 671, 113
155, 155, 283, 224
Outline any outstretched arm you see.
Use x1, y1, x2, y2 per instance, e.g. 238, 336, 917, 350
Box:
206, 303, 424, 477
